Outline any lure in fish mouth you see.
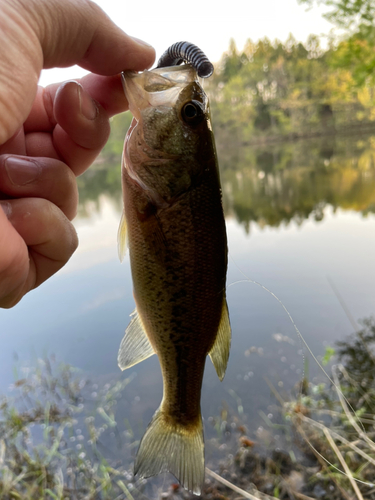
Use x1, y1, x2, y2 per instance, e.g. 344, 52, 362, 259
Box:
156, 41, 214, 78
118, 43, 230, 495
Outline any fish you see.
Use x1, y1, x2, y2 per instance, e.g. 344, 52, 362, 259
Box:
117, 60, 231, 495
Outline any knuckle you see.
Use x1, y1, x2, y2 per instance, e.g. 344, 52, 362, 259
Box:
59, 165, 78, 220
44, 201, 79, 259
42, 86, 57, 128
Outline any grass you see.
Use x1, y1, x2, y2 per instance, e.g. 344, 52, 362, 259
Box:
201, 317, 375, 500
281, 319, 375, 500
1, 318, 375, 499
0, 357, 147, 500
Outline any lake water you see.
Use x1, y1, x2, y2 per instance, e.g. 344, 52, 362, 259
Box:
1, 130, 375, 492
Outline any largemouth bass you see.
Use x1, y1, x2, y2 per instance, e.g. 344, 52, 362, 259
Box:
118, 62, 231, 495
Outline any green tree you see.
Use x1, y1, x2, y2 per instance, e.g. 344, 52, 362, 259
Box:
298, 0, 375, 85
209, 35, 357, 142
220, 38, 247, 83
298, 0, 375, 29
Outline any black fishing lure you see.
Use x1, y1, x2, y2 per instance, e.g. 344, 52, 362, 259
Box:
156, 41, 214, 78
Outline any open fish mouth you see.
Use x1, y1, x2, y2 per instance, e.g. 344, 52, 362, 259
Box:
121, 65, 198, 121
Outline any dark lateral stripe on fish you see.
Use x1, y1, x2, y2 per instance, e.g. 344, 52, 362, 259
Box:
156, 41, 214, 78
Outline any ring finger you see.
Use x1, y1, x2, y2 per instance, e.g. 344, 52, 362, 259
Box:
0, 154, 78, 220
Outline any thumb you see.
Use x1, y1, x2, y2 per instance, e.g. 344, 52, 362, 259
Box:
0, 0, 155, 144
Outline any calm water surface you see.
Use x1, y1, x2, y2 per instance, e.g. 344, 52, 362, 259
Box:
1, 132, 375, 474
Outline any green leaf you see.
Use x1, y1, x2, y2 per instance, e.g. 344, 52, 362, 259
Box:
322, 346, 335, 365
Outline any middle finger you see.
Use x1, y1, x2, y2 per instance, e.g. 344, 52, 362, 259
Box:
25, 81, 111, 176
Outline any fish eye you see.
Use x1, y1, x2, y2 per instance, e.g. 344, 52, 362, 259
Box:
181, 101, 204, 125
184, 103, 198, 119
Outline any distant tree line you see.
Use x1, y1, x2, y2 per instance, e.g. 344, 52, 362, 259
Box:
207, 35, 375, 144
205, 0, 375, 143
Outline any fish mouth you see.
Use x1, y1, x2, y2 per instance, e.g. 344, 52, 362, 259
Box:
122, 65, 198, 121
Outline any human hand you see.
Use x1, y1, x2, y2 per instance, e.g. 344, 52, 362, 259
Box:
0, 0, 155, 308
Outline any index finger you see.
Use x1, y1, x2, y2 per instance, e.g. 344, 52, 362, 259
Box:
24, 73, 128, 134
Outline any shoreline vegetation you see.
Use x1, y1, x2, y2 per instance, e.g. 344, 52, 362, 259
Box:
1, 318, 374, 499
205, 34, 375, 147
207, 0, 375, 146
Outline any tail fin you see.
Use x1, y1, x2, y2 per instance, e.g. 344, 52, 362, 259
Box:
134, 407, 204, 495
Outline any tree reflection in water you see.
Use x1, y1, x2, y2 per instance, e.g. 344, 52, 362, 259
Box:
78, 125, 375, 235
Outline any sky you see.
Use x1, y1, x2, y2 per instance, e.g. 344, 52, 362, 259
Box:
39, 0, 334, 87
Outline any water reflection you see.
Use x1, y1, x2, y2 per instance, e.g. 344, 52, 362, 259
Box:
220, 135, 375, 231
77, 133, 375, 233
1, 132, 375, 496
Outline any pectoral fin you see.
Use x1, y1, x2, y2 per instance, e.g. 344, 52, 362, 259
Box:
209, 298, 231, 381
117, 210, 128, 262
118, 309, 155, 370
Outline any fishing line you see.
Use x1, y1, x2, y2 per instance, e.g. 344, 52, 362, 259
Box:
227, 275, 306, 398
300, 435, 374, 488
227, 255, 360, 416
226, 257, 307, 388
226, 256, 374, 488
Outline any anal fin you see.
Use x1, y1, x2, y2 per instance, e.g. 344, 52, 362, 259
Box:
209, 298, 231, 381
118, 309, 155, 370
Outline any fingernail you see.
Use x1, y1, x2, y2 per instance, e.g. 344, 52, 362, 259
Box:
5, 157, 42, 186
131, 36, 153, 48
78, 85, 98, 120
0, 202, 12, 218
